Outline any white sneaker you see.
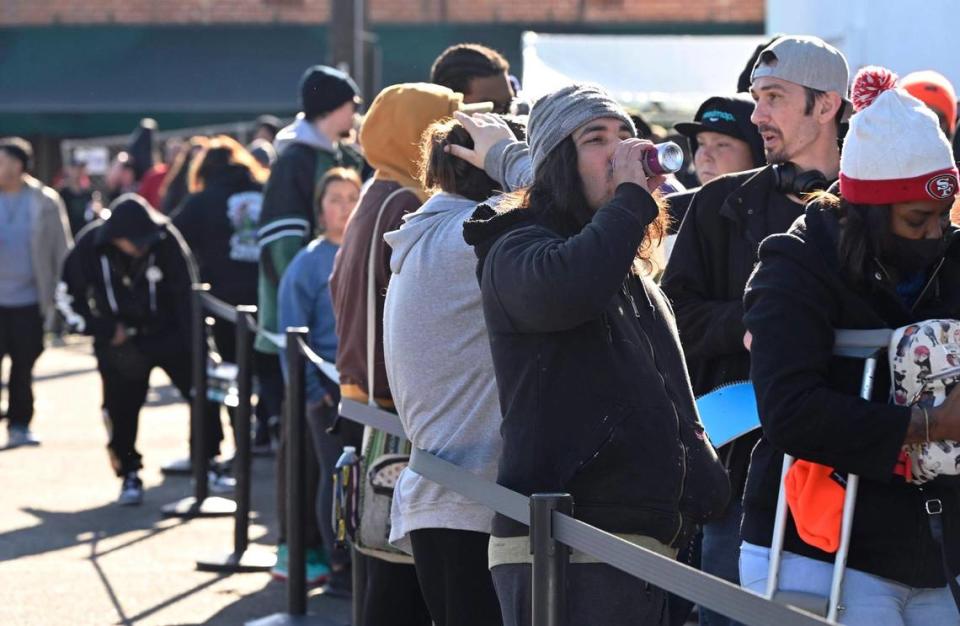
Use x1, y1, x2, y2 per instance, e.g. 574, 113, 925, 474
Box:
118, 472, 144, 506
207, 469, 236, 494
6, 427, 40, 448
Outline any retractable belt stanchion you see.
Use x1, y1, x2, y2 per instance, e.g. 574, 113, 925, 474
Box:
197, 305, 275, 572
531, 493, 573, 626
248, 327, 339, 626
162, 283, 236, 518
245, 328, 834, 626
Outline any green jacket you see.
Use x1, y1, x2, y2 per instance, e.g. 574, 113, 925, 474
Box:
255, 117, 363, 353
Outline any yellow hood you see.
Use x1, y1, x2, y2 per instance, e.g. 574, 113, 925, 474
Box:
360, 83, 465, 202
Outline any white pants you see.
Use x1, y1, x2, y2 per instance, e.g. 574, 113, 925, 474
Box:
739, 542, 960, 626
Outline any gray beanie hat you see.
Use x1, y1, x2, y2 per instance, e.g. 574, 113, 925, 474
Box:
528, 83, 636, 174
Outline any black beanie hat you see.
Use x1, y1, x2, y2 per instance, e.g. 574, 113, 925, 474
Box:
299, 65, 361, 121
127, 118, 158, 180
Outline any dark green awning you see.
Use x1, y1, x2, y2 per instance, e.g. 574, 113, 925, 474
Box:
0, 21, 759, 137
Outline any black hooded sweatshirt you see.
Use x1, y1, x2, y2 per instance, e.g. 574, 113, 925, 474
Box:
743, 201, 960, 587
462, 183, 730, 544
59, 194, 198, 356
172, 165, 262, 307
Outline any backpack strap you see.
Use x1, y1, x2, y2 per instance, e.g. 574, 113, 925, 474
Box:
366, 186, 418, 406
923, 492, 960, 613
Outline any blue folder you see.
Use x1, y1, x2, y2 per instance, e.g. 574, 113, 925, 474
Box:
695, 381, 761, 448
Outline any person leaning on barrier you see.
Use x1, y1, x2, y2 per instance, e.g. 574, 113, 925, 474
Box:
740, 66, 960, 625
382, 115, 525, 626
460, 84, 730, 626
56, 194, 201, 506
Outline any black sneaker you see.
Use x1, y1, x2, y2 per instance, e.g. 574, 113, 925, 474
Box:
118, 472, 143, 506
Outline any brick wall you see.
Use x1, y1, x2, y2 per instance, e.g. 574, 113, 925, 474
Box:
376, 0, 762, 24
0, 0, 762, 25
0, 0, 330, 25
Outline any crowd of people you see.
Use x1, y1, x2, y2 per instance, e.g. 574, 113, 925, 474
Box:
4, 33, 960, 626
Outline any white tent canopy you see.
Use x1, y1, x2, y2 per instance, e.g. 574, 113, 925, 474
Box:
520, 32, 766, 122
768, 0, 960, 91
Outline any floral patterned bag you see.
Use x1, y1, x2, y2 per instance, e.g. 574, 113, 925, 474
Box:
889, 320, 960, 484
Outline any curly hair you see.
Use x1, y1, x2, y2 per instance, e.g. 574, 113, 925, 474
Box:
430, 44, 510, 96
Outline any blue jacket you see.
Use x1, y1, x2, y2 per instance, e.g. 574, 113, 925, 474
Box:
278, 237, 339, 403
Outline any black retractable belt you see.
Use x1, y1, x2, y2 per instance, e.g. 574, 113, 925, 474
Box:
924, 493, 960, 613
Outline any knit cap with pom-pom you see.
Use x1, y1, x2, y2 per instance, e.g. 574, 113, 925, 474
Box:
840, 65, 958, 204
851, 66, 899, 112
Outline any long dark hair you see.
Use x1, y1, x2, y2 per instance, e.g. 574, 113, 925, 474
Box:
812, 191, 892, 285
499, 136, 669, 274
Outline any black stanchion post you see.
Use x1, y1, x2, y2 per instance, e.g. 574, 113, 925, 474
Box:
162, 284, 236, 519
197, 306, 274, 572
352, 544, 366, 626
531, 493, 573, 626
247, 326, 339, 625
234, 307, 256, 556
286, 327, 309, 616
192, 285, 211, 504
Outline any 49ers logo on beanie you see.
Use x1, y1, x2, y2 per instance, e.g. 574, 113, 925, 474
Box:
840, 66, 960, 205
926, 174, 958, 199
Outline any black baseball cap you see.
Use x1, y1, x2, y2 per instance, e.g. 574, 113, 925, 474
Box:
674, 94, 765, 168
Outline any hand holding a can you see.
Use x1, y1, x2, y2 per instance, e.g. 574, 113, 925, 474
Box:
611, 139, 667, 194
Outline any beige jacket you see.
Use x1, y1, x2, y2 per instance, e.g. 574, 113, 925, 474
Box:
23, 176, 72, 323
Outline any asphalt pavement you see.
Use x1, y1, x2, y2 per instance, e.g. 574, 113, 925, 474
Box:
0, 337, 350, 626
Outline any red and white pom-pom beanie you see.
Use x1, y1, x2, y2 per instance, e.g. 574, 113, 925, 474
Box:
840, 65, 959, 204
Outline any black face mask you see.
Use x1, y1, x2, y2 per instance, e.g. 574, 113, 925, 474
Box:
883, 234, 947, 274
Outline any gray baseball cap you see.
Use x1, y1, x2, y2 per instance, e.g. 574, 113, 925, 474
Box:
751, 35, 851, 115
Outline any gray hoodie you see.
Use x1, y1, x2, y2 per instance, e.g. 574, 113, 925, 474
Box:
272, 113, 336, 156
383, 192, 503, 552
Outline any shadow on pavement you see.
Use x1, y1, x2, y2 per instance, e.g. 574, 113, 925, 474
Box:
0, 477, 193, 563
202, 577, 352, 626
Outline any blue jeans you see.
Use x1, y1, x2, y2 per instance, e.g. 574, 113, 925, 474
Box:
700, 501, 744, 626
739, 542, 960, 626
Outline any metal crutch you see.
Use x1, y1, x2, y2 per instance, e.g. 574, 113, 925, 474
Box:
765, 329, 893, 622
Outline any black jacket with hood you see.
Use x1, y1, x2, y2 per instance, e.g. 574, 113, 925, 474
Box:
661, 165, 799, 396
743, 201, 960, 587
661, 166, 806, 496
58, 194, 198, 356
172, 165, 262, 307
462, 182, 730, 544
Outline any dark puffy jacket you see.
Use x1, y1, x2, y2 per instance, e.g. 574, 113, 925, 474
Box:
743, 201, 960, 587
463, 183, 730, 544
